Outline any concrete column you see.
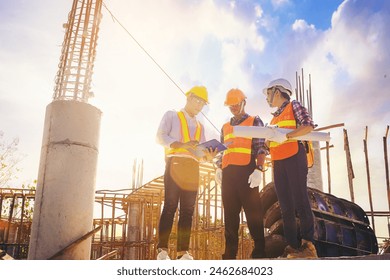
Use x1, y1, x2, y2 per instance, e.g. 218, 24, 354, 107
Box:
307, 141, 323, 191
28, 100, 101, 259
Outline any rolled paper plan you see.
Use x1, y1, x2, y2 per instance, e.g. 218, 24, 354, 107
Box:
233, 126, 331, 142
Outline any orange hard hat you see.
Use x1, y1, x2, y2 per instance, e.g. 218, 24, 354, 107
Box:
224, 88, 246, 106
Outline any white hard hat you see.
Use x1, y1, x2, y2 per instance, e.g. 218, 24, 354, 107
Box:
263, 78, 293, 96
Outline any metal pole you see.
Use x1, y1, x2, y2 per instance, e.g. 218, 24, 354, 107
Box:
309, 74, 313, 118
363, 126, 375, 233
111, 197, 116, 252
298, 74, 303, 104
47, 225, 102, 260
99, 196, 104, 257
295, 71, 299, 101
343, 129, 355, 202
326, 141, 331, 194
301, 68, 305, 107
383, 125, 390, 236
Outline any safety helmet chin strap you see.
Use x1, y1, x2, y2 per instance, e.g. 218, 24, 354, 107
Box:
239, 101, 245, 114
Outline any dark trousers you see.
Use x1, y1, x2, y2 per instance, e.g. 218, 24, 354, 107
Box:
221, 159, 265, 259
157, 157, 199, 252
273, 143, 315, 249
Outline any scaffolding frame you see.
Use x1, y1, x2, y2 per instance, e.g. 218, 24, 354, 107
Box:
0, 188, 35, 259
91, 162, 256, 260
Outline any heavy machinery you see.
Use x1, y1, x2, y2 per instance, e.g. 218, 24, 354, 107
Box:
260, 182, 378, 257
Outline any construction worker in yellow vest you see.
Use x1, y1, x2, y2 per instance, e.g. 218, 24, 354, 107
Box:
156, 86, 217, 260
215, 88, 266, 259
264, 78, 318, 259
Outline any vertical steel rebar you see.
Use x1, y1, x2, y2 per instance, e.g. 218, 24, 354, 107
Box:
295, 72, 299, 101
309, 74, 313, 118
53, 0, 102, 102
4, 194, 16, 244
384, 125, 390, 236
16, 194, 26, 259
298, 73, 303, 104
301, 68, 306, 107
110, 197, 115, 252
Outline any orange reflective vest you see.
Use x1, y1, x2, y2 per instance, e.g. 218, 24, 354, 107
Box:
222, 116, 254, 169
269, 102, 298, 160
165, 111, 202, 160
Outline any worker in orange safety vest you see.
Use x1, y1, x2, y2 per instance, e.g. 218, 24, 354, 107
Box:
264, 78, 318, 259
215, 88, 266, 259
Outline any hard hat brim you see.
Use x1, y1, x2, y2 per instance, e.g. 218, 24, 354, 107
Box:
263, 86, 293, 96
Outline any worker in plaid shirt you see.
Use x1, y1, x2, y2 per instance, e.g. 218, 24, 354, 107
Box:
264, 78, 318, 259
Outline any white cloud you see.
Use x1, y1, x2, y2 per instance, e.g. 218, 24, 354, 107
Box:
292, 19, 315, 32
254, 4, 263, 18
271, 0, 291, 9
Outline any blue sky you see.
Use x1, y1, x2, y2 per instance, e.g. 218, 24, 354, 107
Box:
0, 0, 389, 236
286, 0, 343, 29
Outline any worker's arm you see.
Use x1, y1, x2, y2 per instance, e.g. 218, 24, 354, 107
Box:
288, 100, 315, 139
253, 116, 267, 168
286, 124, 314, 139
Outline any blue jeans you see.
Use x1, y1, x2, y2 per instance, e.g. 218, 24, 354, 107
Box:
273, 142, 315, 249
157, 157, 199, 251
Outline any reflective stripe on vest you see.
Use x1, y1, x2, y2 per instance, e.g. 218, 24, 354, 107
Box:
270, 102, 298, 160
165, 111, 202, 160
222, 116, 254, 168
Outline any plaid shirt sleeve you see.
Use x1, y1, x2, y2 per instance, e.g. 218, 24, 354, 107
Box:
252, 116, 268, 155
291, 100, 315, 127
215, 127, 224, 168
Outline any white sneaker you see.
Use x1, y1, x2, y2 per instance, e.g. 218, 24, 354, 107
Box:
157, 249, 170, 260
177, 252, 193, 260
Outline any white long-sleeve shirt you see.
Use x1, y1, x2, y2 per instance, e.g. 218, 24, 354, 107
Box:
156, 109, 206, 149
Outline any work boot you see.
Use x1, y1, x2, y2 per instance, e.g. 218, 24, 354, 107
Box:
222, 251, 236, 260
287, 240, 318, 259
177, 251, 194, 260
251, 248, 267, 259
251, 240, 266, 259
279, 245, 299, 258
157, 248, 170, 260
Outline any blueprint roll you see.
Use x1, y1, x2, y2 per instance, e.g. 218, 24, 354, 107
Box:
233, 126, 331, 142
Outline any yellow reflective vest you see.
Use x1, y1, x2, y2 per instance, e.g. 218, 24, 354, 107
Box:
165, 111, 202, 160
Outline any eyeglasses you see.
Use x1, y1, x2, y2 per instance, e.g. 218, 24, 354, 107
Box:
191, 96, 207, 106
